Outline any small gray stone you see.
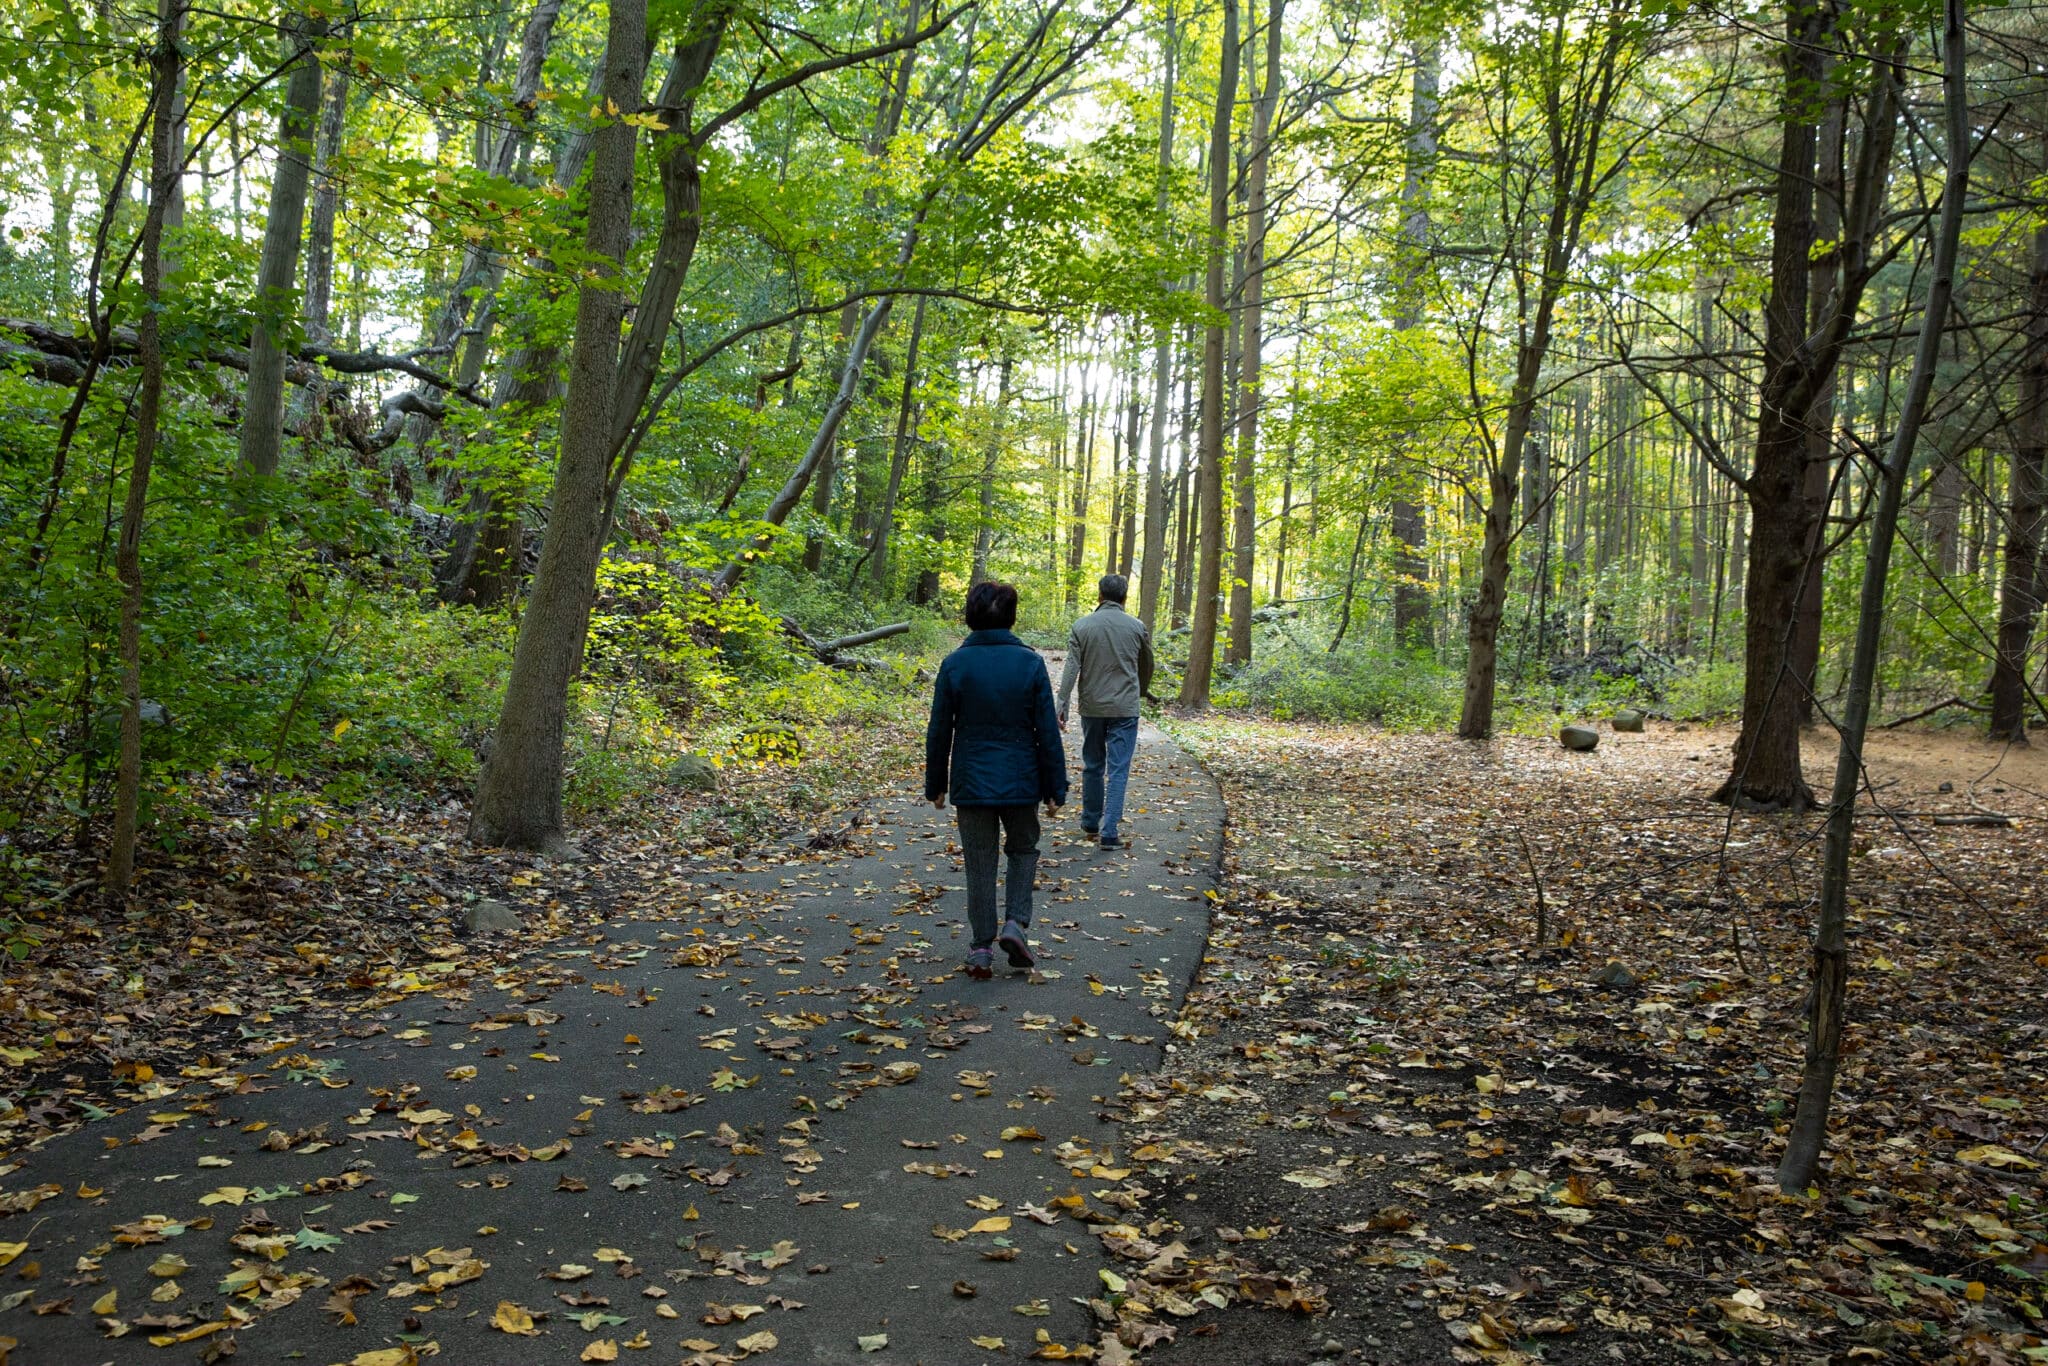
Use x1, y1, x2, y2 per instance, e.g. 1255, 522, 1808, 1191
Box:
1592, 959, 1639, 988
464, 899, 521, 934
1319, 1338, 1346, 1355
1560, 724, 1600, 752
666, 751, 719, 791
1611, 708, 1644, 733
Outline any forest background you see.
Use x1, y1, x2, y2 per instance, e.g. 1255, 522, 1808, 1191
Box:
0, 0, 2046, 1305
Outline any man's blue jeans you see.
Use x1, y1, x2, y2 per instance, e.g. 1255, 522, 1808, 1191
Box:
1080, 716, 1139, 842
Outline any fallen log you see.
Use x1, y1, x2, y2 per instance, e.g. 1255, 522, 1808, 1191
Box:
1879, 695, 1984, 729
816, 622, 911, 653
0, 316, 483, 403
779, 617, 910, 667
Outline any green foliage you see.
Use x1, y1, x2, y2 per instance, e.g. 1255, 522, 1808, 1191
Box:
1214, 640, 1463, 728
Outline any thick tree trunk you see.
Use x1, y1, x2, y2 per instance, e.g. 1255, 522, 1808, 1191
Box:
1779, 0, 1967, 1193
1227, 0, 1283, 666
1178, 0, 1237, 708
1988, 225, 2048, 741
1391, 39, 1439, 654
468, 3, 648, 851
1718, 3, 1896, 808
108, 0, 183, 892
236, 9, 325, 478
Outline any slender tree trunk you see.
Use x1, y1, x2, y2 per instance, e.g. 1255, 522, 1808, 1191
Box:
1790, 88, 1844, 723
108, 0, 183, 892
1391, 38, 1439, 654
972, 354, 1013, 585
870, 294, 929, 591
1178, 0, 1238, 708
1120, 366, 1140, 579
1171, 324, 1197, 627
468, 2, 648, 851
302, 54, 350, 343
1137, 16, 1176, 630
1227, 0, 1282, 665
236, 8, 325, 479
1780, 0, 1967, 1193
1457, 14, 1625, 738
1988, 225, 2048, 740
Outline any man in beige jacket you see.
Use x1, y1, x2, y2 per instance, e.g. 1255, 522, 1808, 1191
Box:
1056, 574, 1154, 850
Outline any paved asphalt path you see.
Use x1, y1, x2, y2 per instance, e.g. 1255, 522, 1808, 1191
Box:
3, 721, 1220, 1365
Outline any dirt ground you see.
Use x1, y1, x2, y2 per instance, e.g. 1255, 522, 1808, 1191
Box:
1111, 714, 2048, 1366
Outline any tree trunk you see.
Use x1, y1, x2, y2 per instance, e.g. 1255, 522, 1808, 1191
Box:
468, 2, 648, 851
108, 0, 184, 892
1779, 0, 1967, 1193
870, 293, 929, 592
302, 54, 350, 343
1457, 13, 1625, 738
1988, 225, 2048, 741
1790, 86, 1844, 724
1178, 0, 1237, 708
1718, 4, 1897, 809
236, 8, 325, 479
1120, 373, 1140, 579
1391, 38, 1439, 654
972, 354, 1012, 585
1227, 0, 1282, 666
1135, 12, 1178, 629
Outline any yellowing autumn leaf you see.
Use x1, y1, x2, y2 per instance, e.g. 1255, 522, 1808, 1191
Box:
349, 1350, 419, 1366
0, 1243, 25, 1268
967, 1216, 1012, 1233
736, 1329, 779, 1355
582, 1341, 620, 1363
1958, 1145, 2040, 1170
970, 1336, 1006, 1350
492, 1301, 540, 1335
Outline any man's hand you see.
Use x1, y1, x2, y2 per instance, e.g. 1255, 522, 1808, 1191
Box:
1057, 706, 1069, 730
931, 794, 946, 810
1044, 799, 1062, 818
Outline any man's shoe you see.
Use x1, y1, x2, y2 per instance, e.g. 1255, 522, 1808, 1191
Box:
1080, 825, 1099, 838
997, 922, 1034, 970
1099, 836, 1122, 851
963, 947, 994, 980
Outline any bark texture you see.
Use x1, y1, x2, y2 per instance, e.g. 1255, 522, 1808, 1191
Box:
468, 2, 648, 851
236, 9, 325, 478
1178, 0, 1238, 708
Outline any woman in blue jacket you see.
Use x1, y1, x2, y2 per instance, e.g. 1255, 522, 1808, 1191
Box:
925, 581, 1068, 979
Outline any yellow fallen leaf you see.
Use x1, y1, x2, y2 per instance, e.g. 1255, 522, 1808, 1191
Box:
492, 1301, 540, 1335
91, 1288, 117, 1316
971, 1336, 1006, 1349
1957, 1144, 2040, 1170
0, 1243, 25, 1268
350, 1350, 420, 1366
582, 1341, 619, 1363
736, 1329, 778, 1355
199, 1186, 249, 1206
968, 1216, 1012, 1234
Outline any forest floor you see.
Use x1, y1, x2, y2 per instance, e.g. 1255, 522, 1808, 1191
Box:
3, 692, 2046, 1366
1134, 715, 2048, 1366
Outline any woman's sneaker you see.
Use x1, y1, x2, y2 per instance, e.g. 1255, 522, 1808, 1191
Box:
963, 947, 994, 980
997, 922, 1034, 970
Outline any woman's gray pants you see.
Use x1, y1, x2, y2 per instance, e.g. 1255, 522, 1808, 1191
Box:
955, 804, 1040, 947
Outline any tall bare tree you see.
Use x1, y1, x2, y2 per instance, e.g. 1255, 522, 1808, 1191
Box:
1226, 0, 1283, 665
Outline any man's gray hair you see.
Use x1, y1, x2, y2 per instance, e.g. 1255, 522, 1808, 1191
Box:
1097, 573, 1129, 603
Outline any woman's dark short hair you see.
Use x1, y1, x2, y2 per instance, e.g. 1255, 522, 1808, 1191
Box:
965, 581, 1019, 630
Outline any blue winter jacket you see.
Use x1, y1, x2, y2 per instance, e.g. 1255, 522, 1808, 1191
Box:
924, 630, 1069, 807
